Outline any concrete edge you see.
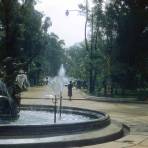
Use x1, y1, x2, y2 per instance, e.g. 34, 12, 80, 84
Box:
0, 121, 128, 148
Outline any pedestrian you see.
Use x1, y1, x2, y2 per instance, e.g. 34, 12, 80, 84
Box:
68, 81, 73, 101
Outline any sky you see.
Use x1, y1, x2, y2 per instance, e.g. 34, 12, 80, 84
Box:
36, 0, 86, 47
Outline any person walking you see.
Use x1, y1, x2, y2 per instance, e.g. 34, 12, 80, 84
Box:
68, 81, 73, 101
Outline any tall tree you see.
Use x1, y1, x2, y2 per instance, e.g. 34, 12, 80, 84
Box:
0, 0, 66, 86
78, 0, 104, 93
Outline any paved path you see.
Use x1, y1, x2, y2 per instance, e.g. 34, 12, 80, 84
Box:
21, 86, 148, 148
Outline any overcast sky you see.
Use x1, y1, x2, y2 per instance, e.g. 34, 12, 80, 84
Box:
36, 0, 86, 47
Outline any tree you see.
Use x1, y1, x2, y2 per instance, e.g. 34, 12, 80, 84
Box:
68, 0, 148, 96
77, 0, 105, 93
0, 0, 66, 87
66, 43, 89, 80
0, 0, 22, 58
107, 0, 148, 90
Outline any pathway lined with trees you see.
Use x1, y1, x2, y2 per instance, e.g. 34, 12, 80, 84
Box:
21, 85, 148, 148
66, 0, 148, 99
0, 0, 147, 116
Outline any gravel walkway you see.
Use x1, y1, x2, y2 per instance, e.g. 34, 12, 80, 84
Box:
21, 86, 148, 148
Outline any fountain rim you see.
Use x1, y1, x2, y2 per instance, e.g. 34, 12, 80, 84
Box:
0, 104, 110, 126
0, 105, 111, 137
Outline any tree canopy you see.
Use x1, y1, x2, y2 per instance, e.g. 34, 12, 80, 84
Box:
66, 0, 148, 97
0, 0, 65, 86
0, 0, 148, 98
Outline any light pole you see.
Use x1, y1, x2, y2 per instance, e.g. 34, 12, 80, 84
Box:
65, 9, 82, 16
65, 0, 97, 93
65, 0, 89, 52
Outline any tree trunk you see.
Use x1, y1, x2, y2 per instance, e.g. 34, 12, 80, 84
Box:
89, 67, 94, 93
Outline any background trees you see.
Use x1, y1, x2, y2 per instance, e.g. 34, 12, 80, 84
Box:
65, 43, 89, 80
66, 0, 148, 97
106, 0, 148, 92
0, 0, 65, 86
0, 0, 147, 98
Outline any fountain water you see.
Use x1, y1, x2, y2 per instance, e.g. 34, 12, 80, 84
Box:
48, 64, 69, 122
49, 64, 68, 95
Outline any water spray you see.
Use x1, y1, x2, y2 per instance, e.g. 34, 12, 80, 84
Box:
48, 64, 68, 123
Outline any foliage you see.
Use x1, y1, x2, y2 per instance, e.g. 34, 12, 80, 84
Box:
66, 43, 89, 80
67, 0, 148, 97
0, 0, 65, 86
106, 0, 148, 90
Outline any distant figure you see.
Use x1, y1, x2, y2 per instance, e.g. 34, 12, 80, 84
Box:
15, 70, 30, 91
45, 76, 48, 85
68, 81, 73, 101
76, 80, 81, 89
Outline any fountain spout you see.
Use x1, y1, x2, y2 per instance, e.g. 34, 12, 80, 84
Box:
48, 64, 67, 123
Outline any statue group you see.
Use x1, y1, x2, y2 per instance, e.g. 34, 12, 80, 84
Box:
0, 57, 29, 119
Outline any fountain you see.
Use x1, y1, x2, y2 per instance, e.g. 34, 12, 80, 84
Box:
0, 64, 129, 147
48, 64, 69, 123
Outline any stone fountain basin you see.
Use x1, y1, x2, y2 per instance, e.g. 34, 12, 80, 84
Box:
0, 105, 110, 137
0, 105, 129, 148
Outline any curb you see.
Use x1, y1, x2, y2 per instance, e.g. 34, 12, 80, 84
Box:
22, 96, 148, 104
85, 96, 148, 104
